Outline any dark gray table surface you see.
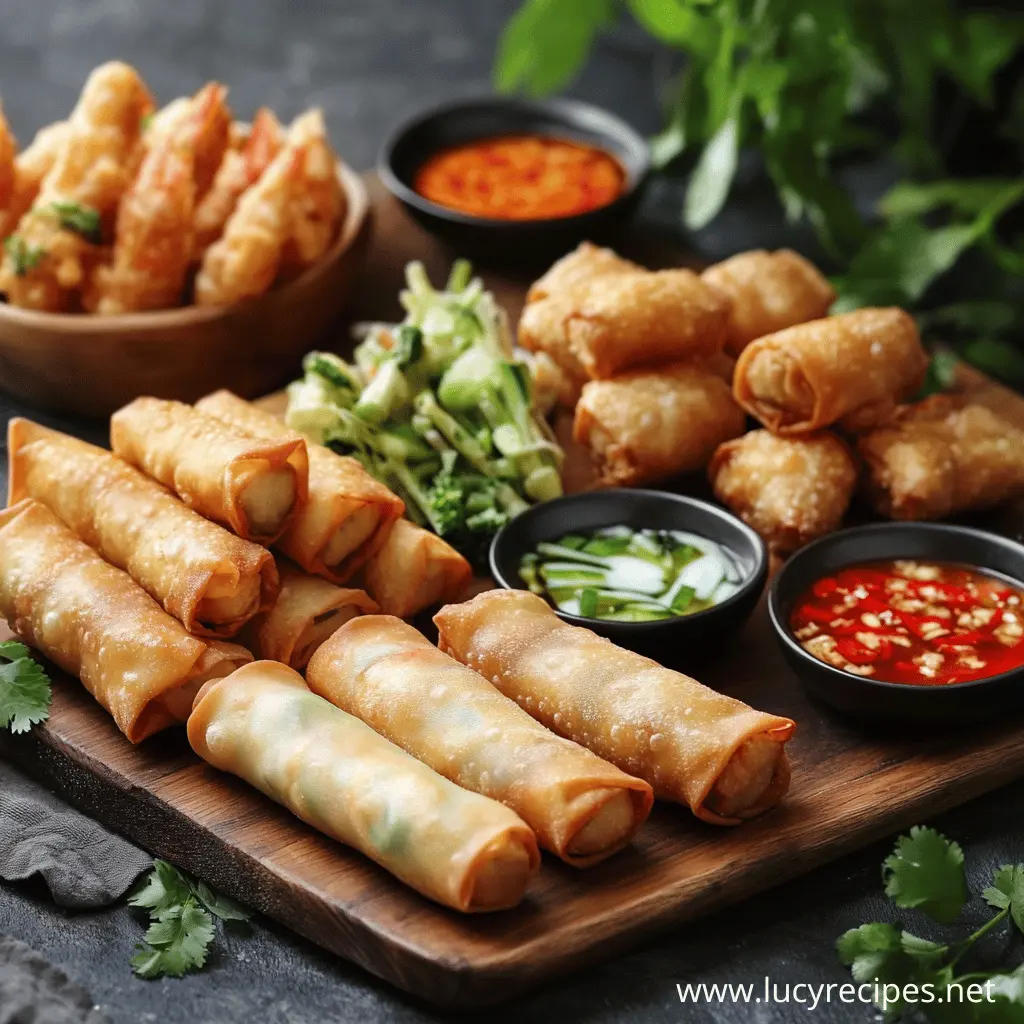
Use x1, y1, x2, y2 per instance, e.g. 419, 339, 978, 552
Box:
1, 1, 1023, 1021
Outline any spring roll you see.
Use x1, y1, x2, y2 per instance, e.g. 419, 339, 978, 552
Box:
435, 590, 795, 824
710, 429, 857, 554
8, 419, 279, 638
520, 269, 730, 381
701, 249, 836, 356
573, 363, 746, 487
858, 396, 1024, 520
111, 397, 308, 545
195, 391, 404, 583
308, 616, 653, 866
0, 500, 251, 742
361, 518, 472, 619
188, 661, 539, 911
526, 241, 640, 303
242, 560, 378, 668
733, 307, 927, 434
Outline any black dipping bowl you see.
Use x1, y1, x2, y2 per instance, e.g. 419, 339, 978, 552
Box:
769, 523, 1024, 726
490, 489, 768, 668
379, 97, 650, 258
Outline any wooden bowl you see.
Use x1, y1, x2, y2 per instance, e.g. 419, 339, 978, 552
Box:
0, 163, 371, 418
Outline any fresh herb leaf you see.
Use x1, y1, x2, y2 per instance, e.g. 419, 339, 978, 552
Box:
47, 201, 102, 244
0, 641, 51, 734
191, 880, 251, 923
960, 339, 1024, 391
684, 115, 738, 231
128, 859, 193, 918
3, 235, 46, 277
984, 865, 1024, 934
920, 351, 960, 397
882, 826, 967, 924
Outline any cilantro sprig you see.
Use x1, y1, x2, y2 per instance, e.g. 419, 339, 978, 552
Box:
128, 860, 250, 979
838, 826, 1024, 1020
0, 640, 51, 734
46, 201, 102, 244
3, 236, 47, 277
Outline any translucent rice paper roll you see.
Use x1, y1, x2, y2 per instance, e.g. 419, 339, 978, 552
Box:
8, 418, 279, 637
435, 590, 795, 825
111, 397, 308, 544
188, 661, 540, 912
0, 499, 251, 742
307, 616, 653, 866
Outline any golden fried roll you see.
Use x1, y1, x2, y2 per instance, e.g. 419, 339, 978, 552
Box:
111, 397, 308, 545
435, 590, 795, 824
308, 617, 653, 866
709, 429, 857, 554
8, 419, 278, 638
574, 363, 746, 487
242, 560, 377, 669
733, 308, 927, 435
858, 396, 1024, 521
361, 518, 472, 618
196, 390, 404, 583
0, 500, 251, 742
518, 292, 591, 390
526, 241, 640, 303
188, 661, 539, 912
701, 249, 836, 356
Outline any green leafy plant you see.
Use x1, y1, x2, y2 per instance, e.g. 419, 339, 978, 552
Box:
837, 826, 1024, 1020
0, 640, 51, 734
128, 860, 250, 979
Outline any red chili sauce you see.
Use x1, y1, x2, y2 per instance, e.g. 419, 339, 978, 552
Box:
790, 560, 1024, 686
413, 135, 625, 221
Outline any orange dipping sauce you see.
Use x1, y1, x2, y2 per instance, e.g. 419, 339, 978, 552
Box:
413, 135, 626, 221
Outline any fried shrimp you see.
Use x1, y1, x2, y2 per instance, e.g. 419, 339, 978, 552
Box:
0, 103, 16, 235
2, 121, 69, 238
193, 107, 283, 258
194, 132, 304, 307
0, 62, 153, 310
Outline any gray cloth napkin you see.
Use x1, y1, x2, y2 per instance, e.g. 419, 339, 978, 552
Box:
0, 936, 111, 1024
0, 761, 152, 909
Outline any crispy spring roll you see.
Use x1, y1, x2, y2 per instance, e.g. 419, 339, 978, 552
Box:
8, 419, 278, 637
710, 430, 857, 554
733, 308, 927, 434
111, 397, 308, 545
573, 363, 746, 487
701, 249, 836, 356
188, 662, 539, 912
526, 241, 640, 303
435, 590, 795, 824
308, 617, 653, 866
858, 396, 1024, 520
242, 560, 378, 669
195, 391, 404, 583
0, 500, 251, 742
520, 269, 730, 381
361, 518, 472, 619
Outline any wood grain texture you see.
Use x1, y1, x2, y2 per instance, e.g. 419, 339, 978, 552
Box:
5, 176, 1024, 1007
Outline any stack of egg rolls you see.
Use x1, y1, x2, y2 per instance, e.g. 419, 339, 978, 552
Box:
196, 390, 404, 582
8, 419, 279, 636
188, 661, 539, 911
307, 616, 653, 866
435, 590, 795, 824
0, 499, 251, 742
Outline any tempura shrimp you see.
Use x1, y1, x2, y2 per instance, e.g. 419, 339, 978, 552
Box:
89, 89, 222, 314
193, 107, 282, 257
194, 135, 303, 307
0, 62, 153, 310
3, 121, 70, 234
0, 103, 16, 236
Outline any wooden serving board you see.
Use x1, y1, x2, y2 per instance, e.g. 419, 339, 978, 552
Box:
5, 176, 1024, 1009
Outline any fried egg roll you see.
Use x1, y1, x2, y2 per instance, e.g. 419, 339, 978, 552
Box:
111, 397, 308, 545
733, 308, 927, 434
308, 616, 653, 866
435, 590, 795, 824
8, 419, 278, 637
0, 500, 251, 742
188, 661, 539, 912
701, 249, 836, 356
858, 396, 1024, 520
195, 391, 404, 583
526, 241, 640, 303
242, 560, 378, 669
710, 430, 857, 554
574, 363, 746, 487
361, 518, 472, 619
521, 269, 730, 381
